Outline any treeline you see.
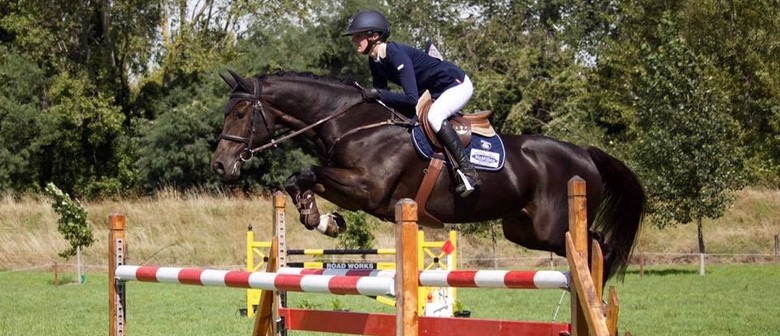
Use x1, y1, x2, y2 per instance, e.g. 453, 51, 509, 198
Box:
1, 1, 778, 228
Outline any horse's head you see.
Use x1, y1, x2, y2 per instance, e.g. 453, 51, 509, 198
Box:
211, 70, 276, 180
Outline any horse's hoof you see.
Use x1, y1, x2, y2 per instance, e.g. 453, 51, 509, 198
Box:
313, 183, 325, 193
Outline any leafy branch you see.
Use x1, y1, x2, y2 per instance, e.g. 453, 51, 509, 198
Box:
44, 183, 94, 258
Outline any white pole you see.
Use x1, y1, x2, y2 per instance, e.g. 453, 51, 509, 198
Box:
699, 253, 705, 275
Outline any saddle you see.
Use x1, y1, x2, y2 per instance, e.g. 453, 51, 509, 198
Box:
413, 90, 497, 229
415, 90, 496, 149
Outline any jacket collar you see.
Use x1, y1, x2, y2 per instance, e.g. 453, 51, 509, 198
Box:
372, 43, 387, 62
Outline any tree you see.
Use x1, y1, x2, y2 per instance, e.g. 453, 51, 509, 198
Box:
621, 14, 747, 255
133, 82, 223, 192
675, 0, 780, 185
45, 183, 94, 284
38, 72, 126, 197
0, 0, 157, 197
0, 46, 45, 193
593, 0, 780, 186
449, 1, 607, 146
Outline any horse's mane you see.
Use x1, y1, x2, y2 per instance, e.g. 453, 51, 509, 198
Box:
255, 70, 355, 89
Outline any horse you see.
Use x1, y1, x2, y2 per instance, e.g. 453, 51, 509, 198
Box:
211, 70, 646, 282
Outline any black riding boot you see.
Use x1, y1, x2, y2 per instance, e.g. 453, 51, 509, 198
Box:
437, 121, 481, 197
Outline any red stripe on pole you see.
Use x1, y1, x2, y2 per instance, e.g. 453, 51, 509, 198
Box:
328, 275, 361, 295
504, 271, 537, 288
136, 266, 160, 282
298, 269, 324, 275
446, 271, 477, 287
224, 271, 251, 288
178, 268, 204, 285
274, 274, 304, 292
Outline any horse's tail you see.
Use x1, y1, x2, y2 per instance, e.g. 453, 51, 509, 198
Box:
586, 147, 646, 279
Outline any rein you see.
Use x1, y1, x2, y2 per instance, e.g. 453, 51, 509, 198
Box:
248, 100, 364, 154
324, 100, 414, 160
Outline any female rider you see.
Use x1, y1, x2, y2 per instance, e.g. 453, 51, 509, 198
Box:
342, 9, 481, 197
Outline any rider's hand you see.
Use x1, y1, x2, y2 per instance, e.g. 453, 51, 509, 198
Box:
362, 87, 381, 101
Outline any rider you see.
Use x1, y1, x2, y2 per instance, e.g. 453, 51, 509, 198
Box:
342, 9, 481, 197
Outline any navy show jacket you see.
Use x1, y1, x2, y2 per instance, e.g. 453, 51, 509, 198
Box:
369, 42, 466, 108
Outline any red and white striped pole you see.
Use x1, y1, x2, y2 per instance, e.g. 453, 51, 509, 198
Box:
277, 268, 569, 290
114, 265, 394, 296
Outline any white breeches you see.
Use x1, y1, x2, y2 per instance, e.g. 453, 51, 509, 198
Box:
427, 75, 474, 132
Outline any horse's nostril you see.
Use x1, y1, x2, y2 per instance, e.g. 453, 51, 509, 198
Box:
213, 161, 225, 175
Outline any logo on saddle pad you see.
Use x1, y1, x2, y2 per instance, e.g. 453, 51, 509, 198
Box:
412, 125, 506, 171
470, 141, 501, 168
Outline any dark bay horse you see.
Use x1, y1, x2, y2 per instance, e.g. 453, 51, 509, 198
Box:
211, 70, 646, 281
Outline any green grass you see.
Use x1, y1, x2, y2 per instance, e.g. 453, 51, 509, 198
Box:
1, 264, 778, 335
613, 265, 780, 335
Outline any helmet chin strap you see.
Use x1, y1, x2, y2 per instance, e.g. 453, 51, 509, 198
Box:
362, 34, 381, 55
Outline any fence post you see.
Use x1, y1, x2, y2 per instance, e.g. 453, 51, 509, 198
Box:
108, 213, 127, 336
699, 253, 705, 276
396, 199, 419, 336
774, 234, 779, 257
53, 262, 59, 286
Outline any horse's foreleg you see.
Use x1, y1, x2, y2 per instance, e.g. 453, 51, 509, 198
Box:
284, 170, 347, 237
284, 171, 320, 229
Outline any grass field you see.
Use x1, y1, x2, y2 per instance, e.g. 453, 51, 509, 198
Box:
1, 264, 778, 336
2, 189, 779, 335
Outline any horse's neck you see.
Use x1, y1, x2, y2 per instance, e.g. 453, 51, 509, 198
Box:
267, 78, 359, 124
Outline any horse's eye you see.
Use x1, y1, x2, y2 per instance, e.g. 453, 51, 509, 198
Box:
235, 110, 246, 119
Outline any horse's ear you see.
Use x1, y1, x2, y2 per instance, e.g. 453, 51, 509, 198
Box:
219, 70, 238, 90
227, 69, 256, 93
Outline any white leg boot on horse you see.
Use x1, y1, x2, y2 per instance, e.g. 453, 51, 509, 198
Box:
316, 212, 347, 238
437, 120, 481, 197
294, 190, 347, 237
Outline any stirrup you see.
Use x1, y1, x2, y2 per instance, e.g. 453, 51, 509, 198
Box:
455, 169, 476, 197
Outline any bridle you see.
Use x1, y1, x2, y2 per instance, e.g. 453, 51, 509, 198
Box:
218, 78, 274, 162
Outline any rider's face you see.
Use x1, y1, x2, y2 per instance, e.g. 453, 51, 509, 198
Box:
351, 32, 375, 54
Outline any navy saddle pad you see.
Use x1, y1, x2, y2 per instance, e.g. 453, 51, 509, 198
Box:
411, 124, 506, 171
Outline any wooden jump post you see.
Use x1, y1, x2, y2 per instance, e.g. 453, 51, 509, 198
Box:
108, 176, 621, 336
108, 213, 126, 336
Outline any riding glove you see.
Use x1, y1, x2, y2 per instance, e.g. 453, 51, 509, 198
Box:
362, 88, 381, 101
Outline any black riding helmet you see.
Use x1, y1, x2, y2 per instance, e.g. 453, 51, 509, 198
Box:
342, 10, 391, 41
